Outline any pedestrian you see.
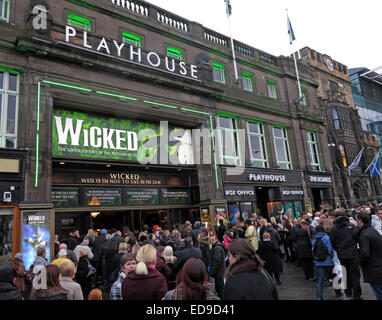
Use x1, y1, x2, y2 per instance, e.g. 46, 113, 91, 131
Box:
294, 221, 315, 281
57, 243, 78, 265
312, 225, 335, 300
51, 249, 75, 270
164, 258, 219, 300
217, 219, 226, 243
67, 230, 81, 251
59, 262, 84, 300
371, 206, 382, 236
331, 208, 362, 300
190, 221, 203, 248
356, 212, 382, 300
93, 228, 107, 284
223, 238, 278, 300
86, 229, 96, 250
209, 234, 226, 299
110, 242, 130, 285
244, 220, 259, 250
29, 265, 68, 300
75, 249, 95, 299
281, 218, 294, 262
54, 235, 60, 257
32, 246, 47, 274
88, 288, 103, 300
11, 253, 26, 298
155, 245, 172, 283
0, 264, 23, 300
121, 244, 168, 300
163, 246, 177, 290
173, 237, 202, 273
198, 228, 211, 271
110, 253, 136, 300
257, 232, 282, 285
73, 236, 94, 261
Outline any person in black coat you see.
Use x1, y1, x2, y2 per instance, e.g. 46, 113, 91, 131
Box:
257, 233, 282, 285
331, 209, 362, 300
173, 237, 202, 273
67, 230, 81, 251
75, 251, 94, 299
209, 234, 226, 299
190, 221, 203, 247
356, 212, 382, 300
217, 219, 226, 243
93, 230, 107, 284
0, 264, 23, 300
294, 222, 314, 281
224, 238, 278, 300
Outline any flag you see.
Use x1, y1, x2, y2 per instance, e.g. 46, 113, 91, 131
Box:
347, 147, 364, 176
225, 0, 232, 16
287, 14, 296, 45
365, 154, 381, 177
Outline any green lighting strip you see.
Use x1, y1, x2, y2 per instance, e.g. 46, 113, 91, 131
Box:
42, 80, 92, 92
143, 100, 178, 109
96, 91, 137, 101
35, 81, 41, 187
181, 108, 209, 116
210, 115, 219, 190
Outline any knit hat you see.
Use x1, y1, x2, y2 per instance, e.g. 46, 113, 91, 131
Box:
100, 229, 107, 235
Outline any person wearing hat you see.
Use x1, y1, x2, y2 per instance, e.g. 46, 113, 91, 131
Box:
51, 249, 75, 270
11, 253, 27, 299
93, 229, 107, 285
0, 264, 23, 300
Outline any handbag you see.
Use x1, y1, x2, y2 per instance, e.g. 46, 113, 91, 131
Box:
86, 258, 96, 278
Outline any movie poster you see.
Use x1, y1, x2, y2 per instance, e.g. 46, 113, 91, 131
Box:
21, 211, 52, 271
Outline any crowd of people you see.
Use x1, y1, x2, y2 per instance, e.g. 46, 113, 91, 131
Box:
0, 202, 382, 300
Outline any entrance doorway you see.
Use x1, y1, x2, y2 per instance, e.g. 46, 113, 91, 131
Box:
312, 188, 323, 212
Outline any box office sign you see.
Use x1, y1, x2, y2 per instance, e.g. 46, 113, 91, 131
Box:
51, 187, 79, 207
126, 188, 159, 206
280, 187, 305, 200
224, 185, 256, 201
307, 175, 332, 184
84, 188, 122, 206
21, 211, 53, 271
52, 109, 194, 165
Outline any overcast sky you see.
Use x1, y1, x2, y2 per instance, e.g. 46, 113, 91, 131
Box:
145, 0, 381, 70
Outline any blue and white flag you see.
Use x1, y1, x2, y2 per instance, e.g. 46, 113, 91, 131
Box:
347, 147, 364, 176
365, 154, 381, 177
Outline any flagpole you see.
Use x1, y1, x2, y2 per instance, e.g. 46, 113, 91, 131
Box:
287, 10, 302, 101
226, 1, 239, 83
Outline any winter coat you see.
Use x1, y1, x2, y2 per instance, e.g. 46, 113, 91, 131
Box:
93, 234, 107, 263
29, 287, 68, 300
224, 259, 278, 300
245, 225, 259, 250
312, 233, 334, 267
0, 265, 23, 300
357, 224, 382, 284
294, 226, 313, 259
156, 255, 172, 280
164, 282, 220, 300
59, 277, 84, 300
73, 244, 94, 261
67, 235, 80, 251
257, 240, 282, 273
190, 228, 203, 247
265, 227, 282, 250
371, 215, 382, 236
51, 256, 75, 270
217, 224, 226, 243
121, 267, 167, 300
199, 237, 211, 268
174, 246, 203, 272
75, 256, 93, 298
330, 216, 359, 260
209, 241, 226, 279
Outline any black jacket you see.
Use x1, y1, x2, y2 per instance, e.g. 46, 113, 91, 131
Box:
217, 225, 226, 243
209, 241, 226, 278
174, 246, 203, 272
294, 226, 313, 259
93, 234, 107, 262
357, 224, 382, 284
67, 235, 80, 251
257, 240, 282, 273
331, 216, 359, 260
190, 228, 203, 247
224, 260, 278, 300
0, 265, 23, 300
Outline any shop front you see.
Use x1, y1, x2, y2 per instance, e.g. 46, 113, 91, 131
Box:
222, 168, 305, 221
305, 173, 335, 212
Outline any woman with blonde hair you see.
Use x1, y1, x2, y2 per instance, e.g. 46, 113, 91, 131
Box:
163, 246, 177, 290
121, 244, 167, 300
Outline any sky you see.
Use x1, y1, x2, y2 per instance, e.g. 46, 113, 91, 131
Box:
145, 0, 381, 70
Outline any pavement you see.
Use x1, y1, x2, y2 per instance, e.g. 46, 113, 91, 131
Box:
277, 260, 376, 300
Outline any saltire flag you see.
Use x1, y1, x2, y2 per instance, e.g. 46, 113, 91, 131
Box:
347, 147, 364, 176
365, 154, 381, 177
287, 14, 296, 45
225, 0, 232, 16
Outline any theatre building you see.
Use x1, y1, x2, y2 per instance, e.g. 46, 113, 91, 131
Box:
0, 0, 335, 264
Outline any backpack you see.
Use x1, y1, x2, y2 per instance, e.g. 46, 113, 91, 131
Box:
313, 237, 328, 261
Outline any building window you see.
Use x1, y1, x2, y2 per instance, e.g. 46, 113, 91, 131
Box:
332, 109, 340, 130
247, 121, 267, 168
212, 62, 226, 84
0, 0, 9, 22
166, 46, 184, 61
0, 71, 19, 148
217, 115, 240, 165
242, 72, 254, 92
301, 89, 308, 106
266, 80, 278, 99
306, 131, 321, 171
67, 13, 92, 32
339, 145, 348, 168
273, 127, 292, 169
122, 32, 142, 47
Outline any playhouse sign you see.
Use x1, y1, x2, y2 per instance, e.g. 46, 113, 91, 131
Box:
64, 26, 199, 80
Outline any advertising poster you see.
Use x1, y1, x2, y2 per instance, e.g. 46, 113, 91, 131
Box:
294, 201, 303, 218
21, 211, 52, 271
215, 206, 228, 225
84, 188, 122, 206
51, 187, 79, 207
228, 204, 240, 223
126, 188, 159, 205
240, 202, 253, 221
160, 188, 190, 204
284, 202, 294, 219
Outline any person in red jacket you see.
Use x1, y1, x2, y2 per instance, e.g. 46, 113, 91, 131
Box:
121, 244, 167, 300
